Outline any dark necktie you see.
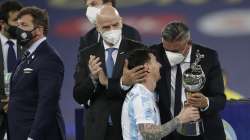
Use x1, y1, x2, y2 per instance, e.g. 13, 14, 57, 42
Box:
174, 64, 182, 116
106, 48, 116, 78
7, 40, 17, 72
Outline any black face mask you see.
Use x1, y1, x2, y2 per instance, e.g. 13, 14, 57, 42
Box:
7, 25, 18, 39
15, 27, 34, 46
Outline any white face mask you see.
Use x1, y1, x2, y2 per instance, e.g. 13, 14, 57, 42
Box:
86, 6, 101, 25
165, 51, 185, 66
101, 29, 122, 45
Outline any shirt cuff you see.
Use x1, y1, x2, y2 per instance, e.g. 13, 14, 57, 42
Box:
120, 77, 131, 90
200, 97, 209, 112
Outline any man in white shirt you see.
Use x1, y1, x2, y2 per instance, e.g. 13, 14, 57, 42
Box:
0, 1, 23, 139
150, 21, 226, 140
122, 49, 200, 140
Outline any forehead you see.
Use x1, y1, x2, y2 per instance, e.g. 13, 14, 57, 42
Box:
165, 39, 186, 46
8, 11, 19, 20
86, 0, 102, 5
97, 15, 120, 27
17, 14, 33, 25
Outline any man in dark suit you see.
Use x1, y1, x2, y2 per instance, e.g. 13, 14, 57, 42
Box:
73, 5, 146, 140
150, 21, 226, 140
0, 1, 23, 139
7, 7, 65, 140
79, 0, 141, 50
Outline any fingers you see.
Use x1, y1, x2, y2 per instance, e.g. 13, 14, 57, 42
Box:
130, 66, 147, 83
88, 55, 102, 75
190, 93, 203, 98
123, 59, 128, 71
89, 55, 101, 67
130, 65, 144, 73
1, 97, 9, 103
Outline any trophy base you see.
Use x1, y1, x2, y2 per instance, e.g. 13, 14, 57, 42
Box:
177, 119, 204, 136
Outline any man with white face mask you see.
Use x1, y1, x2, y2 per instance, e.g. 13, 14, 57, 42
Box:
79, 0, 141, 50
73, 5, 146, 140
149, 21, 226, 140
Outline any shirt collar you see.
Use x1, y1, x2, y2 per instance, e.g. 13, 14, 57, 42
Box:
0, 32, 17, 47
27, 37, 46, 55
103, 37, 121, 50
133, 83, 156, 100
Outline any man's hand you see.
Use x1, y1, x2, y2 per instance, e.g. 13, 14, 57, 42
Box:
176, 105, 200, 124
187, 92, 208, 109
88, 55, 102, 80
1, 97, 9, 113
98, 69, 108, 87
121, 60, 148, 86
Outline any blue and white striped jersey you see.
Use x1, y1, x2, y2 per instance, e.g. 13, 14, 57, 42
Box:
121, 84, 160, 140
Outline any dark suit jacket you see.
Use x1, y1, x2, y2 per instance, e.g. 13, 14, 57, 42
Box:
73, 38, 146, 140
0, 40, 23, 128
150, 43, 226, 140
79, 24, 141, 50
8, 41, 66, 140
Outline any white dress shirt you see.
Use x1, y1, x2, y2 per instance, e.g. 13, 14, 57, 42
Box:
27, 37, 47, 56
103, 37, 122, 63
167, 47, 192, 116
0, 33, 18, 73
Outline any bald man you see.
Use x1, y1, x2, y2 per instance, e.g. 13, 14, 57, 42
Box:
73, 5, 146, 140
79, 0, 141, 50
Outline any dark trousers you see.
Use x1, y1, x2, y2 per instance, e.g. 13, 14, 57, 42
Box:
0, 113, 7, 140
104, 125, 123, 140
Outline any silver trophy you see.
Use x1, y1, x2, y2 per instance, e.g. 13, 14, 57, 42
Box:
177, 50, 206, 136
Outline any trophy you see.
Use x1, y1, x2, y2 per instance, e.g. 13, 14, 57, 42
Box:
177, 49, 206, 136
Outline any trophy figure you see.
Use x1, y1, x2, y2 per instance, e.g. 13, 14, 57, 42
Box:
177, 50, 206, 136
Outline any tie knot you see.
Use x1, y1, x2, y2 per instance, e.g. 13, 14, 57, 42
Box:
22, 51, 30, 60
7, 40, 14, 47
106, 48, 117, 54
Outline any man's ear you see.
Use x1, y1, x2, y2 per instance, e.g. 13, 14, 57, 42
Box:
34, 26, 42, 35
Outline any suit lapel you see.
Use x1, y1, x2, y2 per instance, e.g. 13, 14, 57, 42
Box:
95, 42, 107, 75
0, 42, 5, 96
16, 45, 24, 60
11, 41, 47, 84
157, 44, 172, 107
0, 42, 4, 73
190, 45, 196, 65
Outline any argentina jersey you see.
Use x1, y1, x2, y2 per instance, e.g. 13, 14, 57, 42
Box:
121, 84, 160, 140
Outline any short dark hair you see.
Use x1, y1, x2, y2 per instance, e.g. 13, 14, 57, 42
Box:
162, 21, 190, 42
83, 0, 116, 7
17, 6, 49, 36
103, 0, 116, 7
0, 0, 23, 23
127, 48, 151, 70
